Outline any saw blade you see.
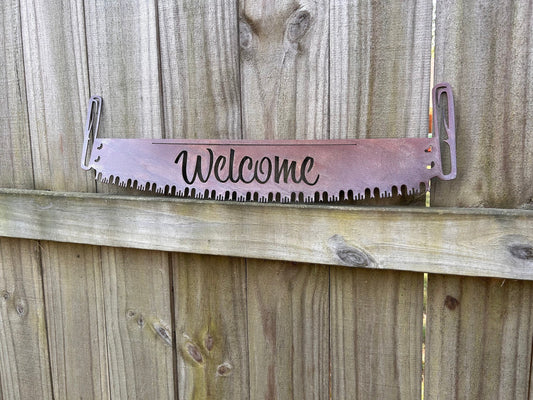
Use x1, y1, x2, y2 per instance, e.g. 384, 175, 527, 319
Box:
85, 137, 438, 202
81, 83, 456, 203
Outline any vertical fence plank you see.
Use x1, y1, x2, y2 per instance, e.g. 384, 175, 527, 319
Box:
18, 0, 110, 398
330, 0, 431, 140
431, 0, 533, 209
239, 0, 329, 141
159, 0, 242, 141
0, 0, 33, 190
329, 1, 431, 398
239, 1, 330, 398
84, 1, 175, 397
0, 1, 53, 398
158, 1, 249, 398
247, 261, 329, 399
331, 269, 423, 399
426, 1, 533, 399
172, 254, 248, 399
426, 276, 533, 399
101, 249, 174, 398
19, 1, 92, 192
41, 242, 108, 398
0, 239, 52, 399
85, 0, 163, 142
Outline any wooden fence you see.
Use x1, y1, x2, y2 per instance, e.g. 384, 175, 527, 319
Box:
1, 1, 532, 399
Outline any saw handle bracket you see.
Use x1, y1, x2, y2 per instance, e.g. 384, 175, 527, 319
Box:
81, 95, 102, 170
432, 82, 457, 180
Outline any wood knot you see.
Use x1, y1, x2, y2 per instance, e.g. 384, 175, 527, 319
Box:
205, 334, 214, 352
444, 295, 460, 310
186, 343, 204, 364
152, 321, 172, 347
286, 9, 311, 43
15, 298, 27, 317
509, 244, 533, 261
216, 362, 232, 377
239, 20, 253, 50
328, 235, 376, 268
1, 290, 9, 300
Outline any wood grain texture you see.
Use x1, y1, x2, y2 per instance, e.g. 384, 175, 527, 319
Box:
85, 0, 163, 194
0, 1, 51, 398
432, 0, 533, 208
331, 268, 423, 399
158, 2, 250, 398
0, 238, 52, 400
328, 1, 431, 397
0, 0, 33, 189
84, 1, 176, 397
247, 260, 329, 400
425, 275, 533, 399
19, 0, 92, 193
1, 189, 532, 280
85, 0, 163, 141
18, 1, 110, 397
239, 1, 330, 398
239, 0, 329, 140
173, 254, 249, 399
101, 248, 174, 398
40, 242, 109, 398
426, 2, 533, 398
159, 0, 242, 140
330, 0, 432, 140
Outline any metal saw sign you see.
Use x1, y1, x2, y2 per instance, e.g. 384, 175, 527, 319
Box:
81, 83, 456, 202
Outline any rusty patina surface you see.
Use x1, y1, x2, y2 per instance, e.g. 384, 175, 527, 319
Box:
82, 83, 456, 202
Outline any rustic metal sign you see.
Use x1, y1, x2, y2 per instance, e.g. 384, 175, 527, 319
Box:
81, 83, 456, 202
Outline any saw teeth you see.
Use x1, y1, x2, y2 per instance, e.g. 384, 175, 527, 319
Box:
94, 171, 428, 203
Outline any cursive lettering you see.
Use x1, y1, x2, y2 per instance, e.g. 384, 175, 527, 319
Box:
174, 148, 319, 186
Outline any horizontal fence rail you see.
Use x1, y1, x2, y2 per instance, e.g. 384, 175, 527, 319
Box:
1, 188, 531, 280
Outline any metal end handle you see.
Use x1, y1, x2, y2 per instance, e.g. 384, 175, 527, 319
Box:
432, 82, 457, 180
81, 96, 102, 170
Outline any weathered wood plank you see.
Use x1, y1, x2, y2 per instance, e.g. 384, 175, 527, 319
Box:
159, 0, 242, 140
40, 242, 109, 398
0, 0, 33, 190
432, 0, 533, 209
0, 238, 52, 400
247, 260, 329, 399
84, 1, 176, 397
19, 0, 92, 193
101, 248, 174, 398
239, 0, 329, 141
426, 2, 533, 398
0, 189, 532, 280
85, 0, 163, 141
18, 1, 109, 397
331, 268, 423, 399
85, 0, 163, 195
172, 254, 248, 399
0, 1, 52, 398
329, 1, 431, 397
238, 1, 330, 398
158, 1, 249, 398
330, 0, 432, 140
425, 275, 533, 399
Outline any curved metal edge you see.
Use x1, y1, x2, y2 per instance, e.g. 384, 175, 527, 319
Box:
432, 82, 457, 180
81, 96, 102, 170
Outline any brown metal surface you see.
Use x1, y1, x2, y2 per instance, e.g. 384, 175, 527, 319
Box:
81, 83, 456, 203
